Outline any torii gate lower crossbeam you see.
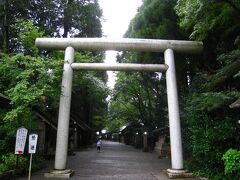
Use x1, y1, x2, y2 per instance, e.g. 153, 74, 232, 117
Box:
35, 38, 203, 178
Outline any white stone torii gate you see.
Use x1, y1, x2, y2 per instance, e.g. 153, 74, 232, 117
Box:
35, 38, 203, 178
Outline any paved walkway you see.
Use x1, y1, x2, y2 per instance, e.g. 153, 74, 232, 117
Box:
18, 141, 199, 180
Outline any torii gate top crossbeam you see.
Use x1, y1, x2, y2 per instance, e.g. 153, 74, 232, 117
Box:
71, 63, 168, 72
35, 38, 203, 54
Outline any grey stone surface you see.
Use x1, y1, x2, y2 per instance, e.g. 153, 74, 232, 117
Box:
17, 141, 199, 180
44, 169, 74, 178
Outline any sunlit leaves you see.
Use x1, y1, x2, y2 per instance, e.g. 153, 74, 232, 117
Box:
16, 20, 45, 55
176, 0, 240, 40
222, 149, 240, 175
0, 53, 62, 140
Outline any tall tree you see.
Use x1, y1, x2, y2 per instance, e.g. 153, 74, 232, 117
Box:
176, 0, 240, 178
0, 0, 103, 52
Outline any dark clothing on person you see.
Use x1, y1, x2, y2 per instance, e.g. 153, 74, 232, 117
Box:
97, 140, 102, 152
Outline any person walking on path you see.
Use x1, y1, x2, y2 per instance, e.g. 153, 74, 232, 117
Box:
97, 139, 102, 152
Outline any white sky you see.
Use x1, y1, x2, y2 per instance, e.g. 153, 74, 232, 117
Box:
98, 0, 142, 89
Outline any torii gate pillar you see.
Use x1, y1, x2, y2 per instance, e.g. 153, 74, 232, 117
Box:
45, 47, 75, 178
164, 49, 192, 178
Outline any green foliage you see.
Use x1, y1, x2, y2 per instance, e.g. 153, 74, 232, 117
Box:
126, 0, 183, 39
0, 0, 103, 52
73, 51, 109, 129
107, 86, 138, 132
73, 72, 109, 130
222, 149, 240, 175
205, 49, 240, 90
16, 20, 45, 55
0, 53, 63, 105
0, 153, 27, 174
176, 0, 240, 72
0, 53, 63, 153
108, 71, 167, 132
176, 0, 240, 41
31, 155, 46, 172
0, 153, 46, 174
175, 1, 240, 178
0, 49, 109, 150
184, 91, 240, 179
0, 0, 106, 174
106, 117, 127, 133
60, 0, 102, 37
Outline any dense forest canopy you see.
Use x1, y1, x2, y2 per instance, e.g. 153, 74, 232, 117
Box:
0, 0, 102, 52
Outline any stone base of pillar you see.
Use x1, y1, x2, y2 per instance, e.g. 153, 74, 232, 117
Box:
44, 169, 74, 178
167, 169, 193, 179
